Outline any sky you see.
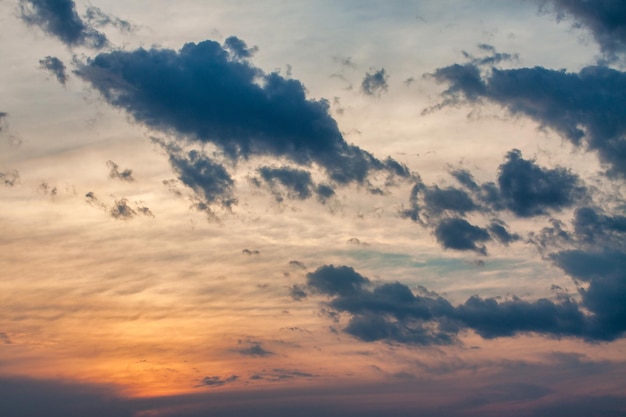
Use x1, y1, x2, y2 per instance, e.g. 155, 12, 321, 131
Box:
1, 0, 626, 416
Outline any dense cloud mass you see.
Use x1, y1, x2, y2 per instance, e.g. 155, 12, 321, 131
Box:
19, 0, 108, 49
542, 0, 626, 62
403, 149, 580, 253
305, 261, 626, 344
432, 63, 626, 178
76, 39, 407, 188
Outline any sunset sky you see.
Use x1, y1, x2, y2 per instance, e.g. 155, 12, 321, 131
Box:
1, 1, 626, 416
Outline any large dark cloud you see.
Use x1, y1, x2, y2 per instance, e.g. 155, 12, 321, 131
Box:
304, 260, 626, 344
542, 0, 626, 62
76, 39, 406, 188
19, 0, 108, 49
431, 62, 626, 178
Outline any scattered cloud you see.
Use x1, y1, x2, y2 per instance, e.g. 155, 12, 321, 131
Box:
361, 68, 389, 96
0, 170, 19, 187
83, 5, 134, 33
200, 375, 238, 388
233, 341, 274, 357
106, 160, 134, 182
39, 56, 67, 85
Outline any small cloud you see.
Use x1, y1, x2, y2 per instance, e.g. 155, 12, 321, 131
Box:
233, 341, 274, 357
0, 170, 20, 187
361, 68, 389, 96
0, 332, 12, 344
39, 56, 68, 85
106, 160, 134, 182
200, 375, 238, 388
83, 5, 134, 33
289, 260, 306, 270
289, 284, 307, 301
110, 198, 136, 220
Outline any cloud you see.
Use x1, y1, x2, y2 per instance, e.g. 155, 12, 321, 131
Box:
488, 219, 520, 245
361, 68, 389, 96
242, 249, 260, 255
83, 5, 134, 33
434, 218, 490, 255
200, 375, 238, 388
223, 35, 258, 59
19, 0, 108, 49
233, 341, 274, 357
306, 264, 369, 297
0, 332, 11, 344
110, 198, 136, 220
254, 166, 314, 202
541, 0, 626, 62
167, 148, 237, 212
302, 260, 626, 345
496, 149, 587, 216
431, 62, 626, 178
0, 170, 19, 187
76, 39, 407, 187
39, 56, 67, 85
106, 160, 134, 182
289, 284, 307, 301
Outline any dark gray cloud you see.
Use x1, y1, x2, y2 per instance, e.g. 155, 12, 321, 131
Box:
403, 150, 583, 254
19, 0, 108, 49
0, 170, 20, 187
110, 198, 136, 220
495, 149, 587, 217
39, 56, 67, 85
488, 219, 520, 245
106, 160, 134, 182
306, 265, 369, 297
83, 5, 134, 33
303, 260, 626, 344
76, 39, 406, 189
167, 149, 236, 212
434, 218, 490, 255
542, 0, 626, 62
255, 166, 314, 202
289, 284, 307, 301
200, 375, 238, 388
361, 68, 389, 96
431, 62, 626, 178
233, 341, 274, 357
223, 35, 258, 59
